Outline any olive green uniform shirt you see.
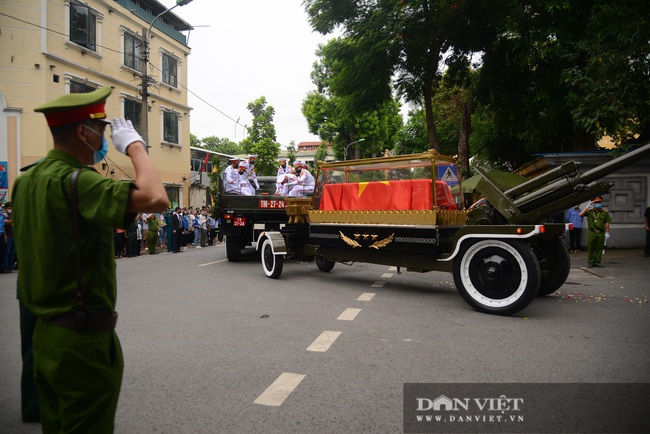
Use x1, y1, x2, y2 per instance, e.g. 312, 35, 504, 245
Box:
12, 150, 134, 319
584, 208, 611, 232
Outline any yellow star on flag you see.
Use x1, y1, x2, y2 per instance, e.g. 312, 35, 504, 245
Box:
358, 181, 391, 197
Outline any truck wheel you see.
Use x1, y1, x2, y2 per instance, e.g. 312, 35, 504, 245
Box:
261, 237, 283, 278
315, 255, 335, 272
453, 239, 540, 315
226, 235, 242, 262
536, 238, 570, 296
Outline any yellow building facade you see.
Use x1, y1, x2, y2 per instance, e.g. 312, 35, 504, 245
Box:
0, 0, 193, 207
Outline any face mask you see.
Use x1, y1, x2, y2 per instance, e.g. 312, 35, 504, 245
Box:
296, 168, 302, 173
281, 164, 286, 169
85, 126, 109, 164
594, 204, 602, 209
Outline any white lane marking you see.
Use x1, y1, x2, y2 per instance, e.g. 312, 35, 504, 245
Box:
388, 266, 397, 271
371, 281, 386, 288
253, 372, 306, 406
381, 273, 393, 279
337, 308, 362, 321
357, 292, 376, 301
307, 331, 342, 352
198, 259, 228, 267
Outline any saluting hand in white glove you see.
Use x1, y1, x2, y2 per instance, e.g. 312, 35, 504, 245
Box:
110, 118, 145, 155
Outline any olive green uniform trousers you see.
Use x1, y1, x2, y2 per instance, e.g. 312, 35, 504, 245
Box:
34, 321, 123, 434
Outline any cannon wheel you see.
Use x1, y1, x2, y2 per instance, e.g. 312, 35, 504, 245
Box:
225, 235, 242, 262
261, 237, 283, 278
536, 238, 570, 296
315, 255, 335, 272
453, 239, 541, 315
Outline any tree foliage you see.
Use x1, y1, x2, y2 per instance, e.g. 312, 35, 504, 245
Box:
304, 0, 650, 168
199, 136, 243, 156
240, 96, 281, 175
302, 41, 403, 160
304, 0, 501, 151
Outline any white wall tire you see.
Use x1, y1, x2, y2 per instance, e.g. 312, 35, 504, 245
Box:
261, 237, 283, 278
453, 239, 540, 315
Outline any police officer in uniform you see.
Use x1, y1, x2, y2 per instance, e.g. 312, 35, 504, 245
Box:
579, 196, 611, 268
12, 87, 169, 433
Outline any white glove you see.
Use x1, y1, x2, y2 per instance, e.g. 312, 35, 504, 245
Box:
586, 201, 594, 209
604, 232, 610, 241
110, 118, 145, 155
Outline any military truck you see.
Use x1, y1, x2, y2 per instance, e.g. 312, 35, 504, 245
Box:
221, 144, 650, 315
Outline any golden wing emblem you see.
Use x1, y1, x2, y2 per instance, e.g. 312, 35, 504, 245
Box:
339, 231, 362, 248
369, 233, 395, 249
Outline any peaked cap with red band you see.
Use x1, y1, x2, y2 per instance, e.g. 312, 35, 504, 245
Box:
35, 86, 112, 127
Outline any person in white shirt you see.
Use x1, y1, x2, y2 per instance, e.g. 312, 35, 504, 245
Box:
287, 161, 315, 197
237, 161, 256, 196
223, 158, 241, 194
276, 158, 292, 194
245, 155, 260, 190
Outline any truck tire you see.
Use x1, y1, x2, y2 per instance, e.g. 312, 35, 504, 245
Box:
536, 238, 570, 296
226, 235, 242, 262
315, 255, 335, 272
261, 237, 283, 278
453, 239, 541, 315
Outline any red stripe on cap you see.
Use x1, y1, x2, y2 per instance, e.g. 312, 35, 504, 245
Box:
44, 102, 107, 127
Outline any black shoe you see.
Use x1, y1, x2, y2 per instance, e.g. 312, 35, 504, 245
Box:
587, 264, 594, 268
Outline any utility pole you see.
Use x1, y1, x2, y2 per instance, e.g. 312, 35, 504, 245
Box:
141, 0, 193, 149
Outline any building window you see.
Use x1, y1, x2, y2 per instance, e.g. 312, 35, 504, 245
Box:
70, 3, 97, 51
165, 186, 180, 209
162, 53, 177, 87
124, 99, 143, 135
70, 80, 96, 94
163, 111, 179, 144
124, 33, 143, 72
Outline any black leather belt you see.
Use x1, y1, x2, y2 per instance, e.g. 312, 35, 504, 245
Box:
45, 312, 118, 331
589, 229, 603, 233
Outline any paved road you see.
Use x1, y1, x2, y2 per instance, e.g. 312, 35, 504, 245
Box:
1, 245, 649, 433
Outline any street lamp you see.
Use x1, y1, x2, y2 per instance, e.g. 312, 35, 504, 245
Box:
141, 0, 193, 146
344, 138, 366, 160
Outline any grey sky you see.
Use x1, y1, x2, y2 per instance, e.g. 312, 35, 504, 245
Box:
159, 0, 331, 146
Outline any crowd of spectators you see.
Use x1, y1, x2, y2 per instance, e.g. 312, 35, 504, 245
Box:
113, 206, 220, 258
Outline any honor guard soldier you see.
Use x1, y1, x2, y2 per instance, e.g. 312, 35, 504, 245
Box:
579, 196, 611, 268
246, 154, 260, 190
12, 86, 169, 432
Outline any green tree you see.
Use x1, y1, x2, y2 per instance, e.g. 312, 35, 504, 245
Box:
304, 0, 501, 150
476, 0, 650, 158
302, 42, 403, 160
190, 133, 200, 147
314, 142, 329, 166
240, 96, 281, 175
200, 136, 242, 155
286, 141, 298, 165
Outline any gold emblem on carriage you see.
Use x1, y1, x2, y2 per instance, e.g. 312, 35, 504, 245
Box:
339, 231, 395, 249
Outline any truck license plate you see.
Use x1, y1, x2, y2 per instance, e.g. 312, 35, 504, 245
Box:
258, 199, 286, 209
233, 217, 246, 227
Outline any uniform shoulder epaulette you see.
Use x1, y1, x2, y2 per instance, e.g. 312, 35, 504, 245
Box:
20, 158, 45, 172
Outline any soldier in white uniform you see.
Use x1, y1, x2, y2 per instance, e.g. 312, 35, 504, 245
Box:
276, 158, 293, 194
245, 154, 260, 190
287, 161, 315, 197
223, 158, 242, 194
237, 161, 256, 196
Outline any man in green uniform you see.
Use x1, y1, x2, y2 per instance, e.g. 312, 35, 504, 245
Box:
12, 87, 169, 433
147, 213, 159, 254
579, 196, 611, 268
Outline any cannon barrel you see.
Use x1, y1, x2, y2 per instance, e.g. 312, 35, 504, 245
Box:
474, 142, 650, 224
